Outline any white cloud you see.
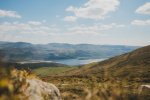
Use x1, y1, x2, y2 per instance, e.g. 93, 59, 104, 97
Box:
28, 21, 42, 25
136, 2, 150, 15
0, 9, 21, 18
0, 21, 60, 44
64, 16, 77, 22
2, 22, 123, 35
131, 19, 150, 26
68, 23, 124, 34
65, 0, 120, 20
0, 21, 59, 34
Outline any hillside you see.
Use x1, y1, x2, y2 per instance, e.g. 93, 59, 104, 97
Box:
37, 45, 150, 100
0, 41, 139, 62
67, 45, 150, 82
0, 45, 149, 100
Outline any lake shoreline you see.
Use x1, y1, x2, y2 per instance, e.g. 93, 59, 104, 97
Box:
17, 58, 107, 66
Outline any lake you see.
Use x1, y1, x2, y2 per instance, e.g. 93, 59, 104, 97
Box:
54, 58, 106, 66
18, 58, 106, 66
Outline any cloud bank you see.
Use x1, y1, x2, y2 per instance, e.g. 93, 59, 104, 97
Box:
0, 9, 21, 18
131, 20, 150, 26
65, 0, 120, 21
136, 2, 150, 15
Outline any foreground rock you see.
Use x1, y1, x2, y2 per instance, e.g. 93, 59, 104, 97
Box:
138, 85, 150, 94
0, 68, 61, 100
23, 79, 61, 100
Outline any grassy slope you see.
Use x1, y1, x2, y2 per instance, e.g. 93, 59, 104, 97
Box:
2, 45, 146, 79
33, 45, 150, 100
67, 45, 150, 82
33, 66, 76, 76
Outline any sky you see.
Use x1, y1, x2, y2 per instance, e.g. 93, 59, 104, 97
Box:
0, 0, 149, 46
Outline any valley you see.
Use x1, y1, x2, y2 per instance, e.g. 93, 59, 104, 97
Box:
0, 1, 149, 100
17, 58, 106, 66
0, 41, 139, 62
32, 45, 150, 100
0, 43, 149, 100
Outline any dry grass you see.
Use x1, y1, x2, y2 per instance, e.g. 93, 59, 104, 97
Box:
40, 75, 150, 100
0, 66, 149, 100
0, 67, 37, 100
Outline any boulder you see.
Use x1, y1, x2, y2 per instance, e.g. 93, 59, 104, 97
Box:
23, 79, 61, 100
138, 85, 150, 94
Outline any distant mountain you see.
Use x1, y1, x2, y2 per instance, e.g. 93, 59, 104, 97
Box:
69, 45, 150, 82
0, 41, 139, 62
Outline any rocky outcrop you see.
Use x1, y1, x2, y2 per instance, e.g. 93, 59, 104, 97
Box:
0, 68, 61, 100
22, 79, 61, 100
138, 85, 150, 94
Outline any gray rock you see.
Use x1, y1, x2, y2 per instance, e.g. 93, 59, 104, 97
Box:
138, 85, 150, 94
23, 79, 61, 100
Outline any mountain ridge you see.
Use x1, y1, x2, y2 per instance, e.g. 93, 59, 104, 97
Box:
0, 41, 139, 62
67, 45, 150, 82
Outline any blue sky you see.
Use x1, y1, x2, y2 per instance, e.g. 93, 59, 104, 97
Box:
0, 0, 149, 46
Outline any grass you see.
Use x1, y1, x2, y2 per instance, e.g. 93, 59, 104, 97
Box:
33, 66, 76, 76
32, 63, 150, 100
40, 75, 150, 100
0, 65, 149, 100
0, 67, 37, 100
31, 61, 150, 100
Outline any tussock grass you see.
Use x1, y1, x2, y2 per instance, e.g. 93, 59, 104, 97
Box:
40, 75, 150, 100
0, 67, 36, 100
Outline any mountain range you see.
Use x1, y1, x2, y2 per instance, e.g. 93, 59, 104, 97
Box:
0, 41, 139, 62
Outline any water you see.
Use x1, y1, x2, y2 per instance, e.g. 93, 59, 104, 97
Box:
18, 58, 106, 66
54, 58, 106, 66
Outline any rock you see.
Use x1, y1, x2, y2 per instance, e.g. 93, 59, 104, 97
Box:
0, 68, 61, 100
23, 79, 61, 100
138, 85, 150, 94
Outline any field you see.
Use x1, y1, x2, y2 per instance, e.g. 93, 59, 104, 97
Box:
37, 72, 149, 100
33, 66, 76, 76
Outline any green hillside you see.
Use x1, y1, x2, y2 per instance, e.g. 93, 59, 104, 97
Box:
33, 66, 75, 76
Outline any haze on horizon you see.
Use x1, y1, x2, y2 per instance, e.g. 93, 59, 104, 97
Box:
0, 0, 149, 46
